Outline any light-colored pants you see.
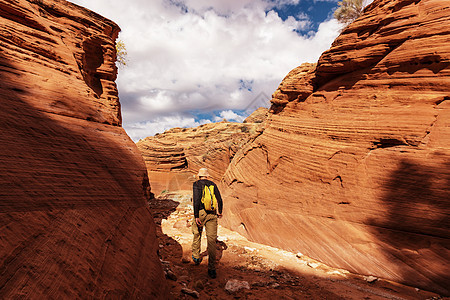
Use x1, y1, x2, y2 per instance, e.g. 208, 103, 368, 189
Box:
192, 209, 218, 270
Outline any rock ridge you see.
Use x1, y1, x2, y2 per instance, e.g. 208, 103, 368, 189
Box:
138, 109, 268, 195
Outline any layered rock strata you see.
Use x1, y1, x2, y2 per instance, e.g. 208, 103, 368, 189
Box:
137, 111, 266, 195
0, 0, 166, 298
222, 0, 450, 295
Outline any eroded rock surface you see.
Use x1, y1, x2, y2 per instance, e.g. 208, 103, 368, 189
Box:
221, 0, 450, 295
0, 0, 166, 298
137, 110, 267, 195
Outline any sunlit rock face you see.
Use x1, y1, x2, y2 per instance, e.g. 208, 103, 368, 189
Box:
137, 111, 267, 195
0, 0, 167, 298
221, 0, 450, 295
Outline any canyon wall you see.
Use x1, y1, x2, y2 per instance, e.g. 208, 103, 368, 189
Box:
0, 0, 167, 298
222, 0, 450, 295
137, 108, 267, 195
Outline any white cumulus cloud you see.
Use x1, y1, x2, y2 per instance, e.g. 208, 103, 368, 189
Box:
214, 110, 247, 123
68, 0, 341, 141
126, 115, 212, 142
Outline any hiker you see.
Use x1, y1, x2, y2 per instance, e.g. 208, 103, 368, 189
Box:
191, 168, 223, 278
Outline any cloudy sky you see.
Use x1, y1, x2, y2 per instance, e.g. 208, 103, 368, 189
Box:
69, 0, 344, 141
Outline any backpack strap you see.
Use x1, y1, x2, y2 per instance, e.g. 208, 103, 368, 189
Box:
201, 183, 206, 200
206, 185, 213, 199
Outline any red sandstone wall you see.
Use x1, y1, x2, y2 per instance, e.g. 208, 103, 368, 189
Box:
0, 0, 167, 298
221, 0, 450, 295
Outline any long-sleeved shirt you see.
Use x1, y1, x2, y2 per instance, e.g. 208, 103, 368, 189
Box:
193, 179, 223, 218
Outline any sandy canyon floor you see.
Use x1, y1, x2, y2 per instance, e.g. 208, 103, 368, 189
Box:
151, 191, 446, 300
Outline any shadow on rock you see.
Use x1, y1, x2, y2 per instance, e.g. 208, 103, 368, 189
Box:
148, 195, 183, 282
369, 158, 450, 296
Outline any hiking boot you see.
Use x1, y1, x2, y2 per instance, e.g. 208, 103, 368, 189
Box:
207, 269, 217, 279
192, 255, 202, 265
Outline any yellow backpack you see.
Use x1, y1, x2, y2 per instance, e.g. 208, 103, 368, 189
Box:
201, 185, 218, 211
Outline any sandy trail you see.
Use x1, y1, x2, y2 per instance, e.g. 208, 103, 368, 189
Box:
150, 191, 444, 300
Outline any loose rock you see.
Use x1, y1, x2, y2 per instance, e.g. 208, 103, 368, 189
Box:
307, 262, 320, 269
225, 279, 250, 293
364, 276, 378, 283
193, 280, 204, 291
165, 270, 177, 281
181, 287, 200, 298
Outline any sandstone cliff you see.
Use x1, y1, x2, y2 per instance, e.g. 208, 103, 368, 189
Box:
221, 0, 450, 295
137, 110, 267, 195
0, 0, 166, 298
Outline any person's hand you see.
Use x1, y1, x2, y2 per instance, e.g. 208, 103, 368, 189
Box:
217, 213, 223, 218
195, 218, 202, 226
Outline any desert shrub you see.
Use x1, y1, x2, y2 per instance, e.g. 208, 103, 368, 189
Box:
116, 39, 127, 67
334, 0, 367, 26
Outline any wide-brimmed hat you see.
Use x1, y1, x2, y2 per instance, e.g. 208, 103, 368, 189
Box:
197, 168, 210, 177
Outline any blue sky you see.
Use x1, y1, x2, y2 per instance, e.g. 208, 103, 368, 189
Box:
271, 0, 338, 32
69, 0, 343, 141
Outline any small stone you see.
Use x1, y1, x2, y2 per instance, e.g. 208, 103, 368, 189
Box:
271, 283, 280, 289
307, 262, 320, 269
225, 279, 250, 293
296, 252, 303, 258
364, 276, 378, 283
165, 270, 177, 281
181, 287, 199, 298
193, 280, 204, 290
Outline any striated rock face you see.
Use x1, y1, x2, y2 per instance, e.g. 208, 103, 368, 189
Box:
222, 0, 450, 295
271, 62, 317, 114
0, 0, 167, 298
137, 111, 267, 195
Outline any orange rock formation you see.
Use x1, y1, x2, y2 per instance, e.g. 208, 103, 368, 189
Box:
137, 110, 267, 195
221, 0, 450, 295
0, 0, 166, 298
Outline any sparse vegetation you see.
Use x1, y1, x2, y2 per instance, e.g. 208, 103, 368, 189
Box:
334, 0, 367, 27
115, 39, 127, 67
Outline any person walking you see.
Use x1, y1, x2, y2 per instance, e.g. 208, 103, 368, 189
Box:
191, 168, 223, 278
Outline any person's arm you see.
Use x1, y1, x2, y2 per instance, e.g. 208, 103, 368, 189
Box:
214, 183, 223, 217
193, 181, 202, 218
